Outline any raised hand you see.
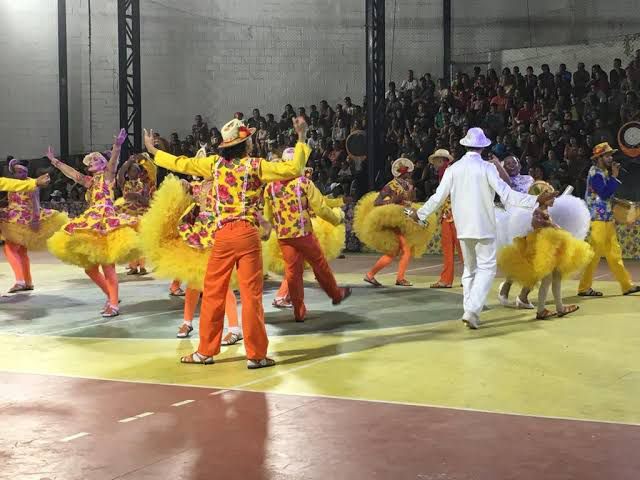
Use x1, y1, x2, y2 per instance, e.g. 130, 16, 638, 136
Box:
36, 173, 51, 188
143, 128, 158, 155
46, 146, 56, 162
115, 128, 127, 147
293, 116, 308, 139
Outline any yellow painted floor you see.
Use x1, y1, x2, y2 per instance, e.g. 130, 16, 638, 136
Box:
1, 253, 639, 425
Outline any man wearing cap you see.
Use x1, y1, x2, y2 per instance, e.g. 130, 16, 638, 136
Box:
428, 149, 463, 289
410, 128, 546, 329
144, 117, 311, 369
264, 148, 351, 322
577, 142, 640, 297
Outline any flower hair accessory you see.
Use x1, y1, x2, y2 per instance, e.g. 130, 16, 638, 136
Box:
219, 119, 256, 148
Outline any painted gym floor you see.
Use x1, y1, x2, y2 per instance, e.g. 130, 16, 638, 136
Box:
1, 252, 639, 480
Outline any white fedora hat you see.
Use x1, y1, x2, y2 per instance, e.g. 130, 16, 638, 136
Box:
459, 127, 491, 148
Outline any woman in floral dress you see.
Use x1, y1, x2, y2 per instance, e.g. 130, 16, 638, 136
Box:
46, 129, 140, 317
0, 160, 68, 293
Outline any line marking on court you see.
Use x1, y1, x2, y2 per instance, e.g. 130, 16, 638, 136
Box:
209, 390, 229, 396
378, 263, 443, 276
30, 309, 183, 337
171, 399, 195, 407
8, 369, 640, 427
136, 411, 154, 418
118, 417, 138, 423
60, 432, 90, 442
118, 412, 154, 423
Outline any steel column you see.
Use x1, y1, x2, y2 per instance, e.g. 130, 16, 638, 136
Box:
443, 0, 452, 83
117, 0, 142, 161
57, 0, 69, 159
365, 0, 385, 190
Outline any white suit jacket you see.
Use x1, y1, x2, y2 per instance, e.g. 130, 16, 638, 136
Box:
417, 152, 538, 240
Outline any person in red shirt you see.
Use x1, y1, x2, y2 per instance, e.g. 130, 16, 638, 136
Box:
516, 101, 533, 125
490, 87, 509, 112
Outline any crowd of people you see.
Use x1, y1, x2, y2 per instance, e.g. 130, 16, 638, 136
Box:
6, 53, 640, 246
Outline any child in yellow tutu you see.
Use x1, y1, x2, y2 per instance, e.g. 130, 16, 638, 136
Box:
46, 130, 140, 317
0, 160, 68, 293
498, 183, 594, 320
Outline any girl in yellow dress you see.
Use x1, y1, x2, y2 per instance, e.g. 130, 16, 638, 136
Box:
46, 130, 140, 317
498, 183, 594, 319
115, 153, 157, 275
0, 160, 68, 293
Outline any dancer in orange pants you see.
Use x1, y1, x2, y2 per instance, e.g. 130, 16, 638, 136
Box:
363, 158, 416, 287
145, 116, 311, 368
264, 158, 350, 321
426, 149, 463, 288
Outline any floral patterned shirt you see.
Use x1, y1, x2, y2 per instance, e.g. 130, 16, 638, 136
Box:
265, 176, 341, 239
585, 166, 620, 222
379, 178, 413, 205
154, 142, 311, 232
178, 180, 217, 248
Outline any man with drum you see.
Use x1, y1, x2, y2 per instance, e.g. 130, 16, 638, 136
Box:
578, 142, 640, 297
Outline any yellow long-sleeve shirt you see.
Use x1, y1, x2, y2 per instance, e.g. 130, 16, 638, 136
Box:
264, 176, 342, 239
0, 177, 37, 192
154, 142, 311, 230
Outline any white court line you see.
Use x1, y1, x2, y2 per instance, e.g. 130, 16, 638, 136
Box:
209, 390, 229, 396
136, 411, 154, 418
60, 432, 90, 442
29, 309, 182, 337
594, 273, 610, 280
10, 369, 640, 427
171, 399, 195, 407
118, 417, 137, 423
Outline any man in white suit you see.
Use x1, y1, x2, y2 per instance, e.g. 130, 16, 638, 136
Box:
409, 128, 549, 329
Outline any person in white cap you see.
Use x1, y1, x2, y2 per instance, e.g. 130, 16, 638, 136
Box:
408, 128, 550, 329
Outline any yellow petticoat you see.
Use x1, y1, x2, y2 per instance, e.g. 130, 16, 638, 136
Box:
498, 228, 594, 288
47, 226, 140, 269
265, 215, 346, 274
353, 192, 437, 257
139, 175, 270, 291
1, 211, 68, 250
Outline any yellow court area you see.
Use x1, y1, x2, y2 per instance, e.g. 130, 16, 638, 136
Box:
1, 253, 639, 426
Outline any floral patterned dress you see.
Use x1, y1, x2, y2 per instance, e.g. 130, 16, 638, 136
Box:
0, 188, 69, 250
177, 180, 217, 249
64, 173, 138, 235
115, 178, 152, 217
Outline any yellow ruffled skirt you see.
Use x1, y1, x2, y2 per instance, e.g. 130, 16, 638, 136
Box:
498, 228, 594, 288
48, 226, 140, 269
353, 192, 437, 257
139, 175, 271, 291
265, 214, 346, 274
1, 211, 68, 250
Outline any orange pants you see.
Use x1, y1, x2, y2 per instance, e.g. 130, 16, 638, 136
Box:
368, 232, 410, 281
184, 286, 238, 328
438, 221, 463, 285
198, 221, 267, 359
275, 279, 290, 301
4, 242, 32, 285
84, 264, 118, 305
279, 234, 342, 321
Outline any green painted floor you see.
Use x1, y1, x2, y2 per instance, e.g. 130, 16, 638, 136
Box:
1, 253, 639, 425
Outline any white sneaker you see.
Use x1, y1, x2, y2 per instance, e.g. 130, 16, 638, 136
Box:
462, 312, 479, 329
516, 297, 535, 310
497, 282, 514, 307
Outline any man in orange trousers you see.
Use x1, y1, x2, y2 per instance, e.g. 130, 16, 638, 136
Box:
145, 117, 310, 369
265, 148, 351, 321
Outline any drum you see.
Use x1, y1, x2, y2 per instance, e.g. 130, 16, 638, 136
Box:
618, 121, 640, 158
346, 130, 366, 160
612, 197, 640, 225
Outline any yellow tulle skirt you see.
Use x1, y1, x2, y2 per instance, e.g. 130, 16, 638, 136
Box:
47, 226, 140, 269
139, 175, 271, 291
265, 215, 346, 274
353, 192, 437, 257
1, 211, 68, 250
498, 228, 594, 288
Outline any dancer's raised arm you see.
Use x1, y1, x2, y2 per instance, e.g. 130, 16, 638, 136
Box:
105, 129, 127, 182
46, 146, 91, 188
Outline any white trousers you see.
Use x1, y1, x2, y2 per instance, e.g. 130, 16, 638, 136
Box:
459, 238, 497, 318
